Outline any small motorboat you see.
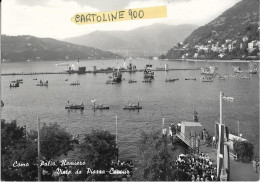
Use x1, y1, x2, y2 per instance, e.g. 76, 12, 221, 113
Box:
1, 100, 4, 107
93, 104, 110, 110
37, 81, 48, 86
70, 81, 80, 86
9, 82, 19, 88
33, 78, 38, 80
11, 80, 23, 84
123, 103, 142, 110
218, 76, 225, 80
165, 78, 179, 82
128, 79, 137, 83
37, 83, 48, 86
185, 77, 196, 80
65, 102, 84, 110
201, 66, 216, 75
201, 76, 213, 82
202, 79, 213, 82
91, 99, 109, 110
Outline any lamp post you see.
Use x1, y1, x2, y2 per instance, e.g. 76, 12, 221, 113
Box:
37, 117, 41, 181
116, 115, 118, 162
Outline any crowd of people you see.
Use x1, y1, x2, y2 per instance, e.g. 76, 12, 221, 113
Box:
109, 160, 134, 180
174, 153, 218, 181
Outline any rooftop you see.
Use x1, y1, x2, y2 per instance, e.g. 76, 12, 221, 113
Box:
181, 121, 203, 126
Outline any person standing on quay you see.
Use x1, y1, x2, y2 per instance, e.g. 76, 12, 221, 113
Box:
256, 158, 259, 173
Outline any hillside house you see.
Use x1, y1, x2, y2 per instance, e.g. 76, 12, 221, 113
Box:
242, 36, 249, 42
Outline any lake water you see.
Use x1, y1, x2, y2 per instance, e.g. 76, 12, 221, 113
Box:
1, 59, 259, 160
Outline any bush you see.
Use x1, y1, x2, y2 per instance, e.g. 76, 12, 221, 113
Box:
233, 140, 254, 162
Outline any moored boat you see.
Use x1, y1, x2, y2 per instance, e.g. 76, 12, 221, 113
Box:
91, 99, 109, 110
201, 66, 216, 75
185, 77, 196, 80
201, 77, 213, 82
218, 75, 225, 80
11, 79, 23, 84
106, 68, 122, 84
123, 103, 142, 110
233, 66, 243, 73
128, 79, 137, 83
166, 78, 179, 82
93, 104, 110, 110
1, 100, 4, 107
248, 61, 258, 74
70, 81, 80, 86
65, 102, 84, 110
144, 64, 154, 79
37, 80, 48, 86
112, 68, 122, 82
9, 82, 19, 88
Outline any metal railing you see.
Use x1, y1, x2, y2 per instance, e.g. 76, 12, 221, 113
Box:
175, 131, 195, 151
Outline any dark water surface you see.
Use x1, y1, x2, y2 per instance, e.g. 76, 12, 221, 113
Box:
1, 59, 259, 159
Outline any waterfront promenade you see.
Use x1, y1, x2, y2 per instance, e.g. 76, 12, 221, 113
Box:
199, 144, 259, 181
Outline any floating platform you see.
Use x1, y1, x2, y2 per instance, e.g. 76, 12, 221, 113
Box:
1, 68, 200, 76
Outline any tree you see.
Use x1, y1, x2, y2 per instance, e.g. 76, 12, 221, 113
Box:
133, 130, 177, 181
1, 120, 77, 181
79, 129, 117, 180
28, 122, 76, 160
1, 120, 38, 181
159, 54, 166, 59
233, 140, 254, 162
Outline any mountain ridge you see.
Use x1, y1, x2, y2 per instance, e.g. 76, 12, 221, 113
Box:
1, 35, 122, 62
64, 23, 198, 57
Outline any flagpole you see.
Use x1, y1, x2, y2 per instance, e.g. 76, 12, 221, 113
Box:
0, 1, 2, 123
37, 117, 41, 181
193, 106, 195, 122
116, 115, 118, 144
116, 115, 118, 161
220, 91, 223, 125
162, 118, 165, 132
237, 121, 239, 136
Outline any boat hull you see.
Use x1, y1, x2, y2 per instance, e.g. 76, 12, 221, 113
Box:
36, 84, 48, 86
166, 78, 179, 82
185, 78, 196, 80
93, 106, 110, 110
65, 105, 84, 110
123, 106, 142, 110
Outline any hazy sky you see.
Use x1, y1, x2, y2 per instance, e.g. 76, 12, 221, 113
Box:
2, 0, 240, 39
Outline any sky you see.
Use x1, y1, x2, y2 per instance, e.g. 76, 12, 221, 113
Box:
1, 0, 241, 39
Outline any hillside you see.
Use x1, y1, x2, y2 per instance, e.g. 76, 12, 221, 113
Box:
1, 35, 121, 62
64, 23, 198, 58
164, 0, 260, 60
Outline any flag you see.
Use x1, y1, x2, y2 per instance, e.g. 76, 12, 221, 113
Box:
91, 99, 96, 103
224, 126, 230, 180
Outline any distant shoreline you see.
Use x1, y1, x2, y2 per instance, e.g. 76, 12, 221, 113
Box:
168, 59, 260, 63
